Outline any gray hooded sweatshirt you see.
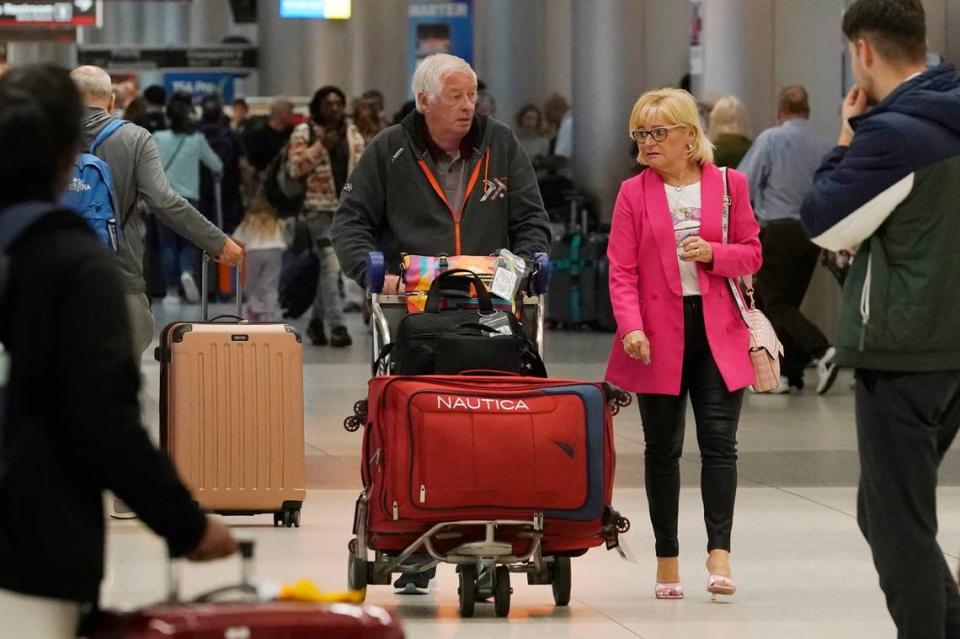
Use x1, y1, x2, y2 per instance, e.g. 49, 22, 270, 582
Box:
81, 107, 227, 294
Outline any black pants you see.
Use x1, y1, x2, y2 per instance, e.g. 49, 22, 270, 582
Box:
755, 219, 829, 387
856, 369, 960, 639
637, 297, 744, 557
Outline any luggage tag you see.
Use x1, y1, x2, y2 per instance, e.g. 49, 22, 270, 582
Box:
607, 532, 638, 564
491, 249, 526, 302
478, 312, 515, 336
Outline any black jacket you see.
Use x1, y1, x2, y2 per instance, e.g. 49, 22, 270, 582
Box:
0, 208, 206, 603
331, 111, 551, 284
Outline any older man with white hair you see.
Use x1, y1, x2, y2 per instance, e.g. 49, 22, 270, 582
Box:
70, 66, 243, 358
331, 53, 549, 593
331, 53, 550, 292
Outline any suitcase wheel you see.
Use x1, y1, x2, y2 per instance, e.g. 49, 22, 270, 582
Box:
274, 509, 301, 528
551, 556, 572, 607
343, 415, 362, 433
457, 564, 478, 618
494, 566, 512, 618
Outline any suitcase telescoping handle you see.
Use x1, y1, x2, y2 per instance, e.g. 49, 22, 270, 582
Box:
166, 540, 255, 603
201, 252, 243, 321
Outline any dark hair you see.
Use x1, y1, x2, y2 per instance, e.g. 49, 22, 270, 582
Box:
361, 89, 385, 109
200, 94, 225, 124
515, 103, 542, 128
232, 97, 248, 109
778, 85, 810, 116
309, 85, 346, 123
842, 0, 926, 64
123, 96, 149, 122
392, 99, 417, 125
0, 65, 83, 208
166, 99, 195, 134
143, 84, 166, 107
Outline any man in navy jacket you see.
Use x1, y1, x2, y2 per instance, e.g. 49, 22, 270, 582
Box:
800, 1, 960, 637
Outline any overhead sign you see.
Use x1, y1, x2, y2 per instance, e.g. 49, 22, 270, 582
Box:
407, 0, 472, 93
164, 72, 237, 105
0, 0, 100, 27
77, 45, 258, 70
280, 0, 351, 19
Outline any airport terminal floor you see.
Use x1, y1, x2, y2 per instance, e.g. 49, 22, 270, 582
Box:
100, 302, 960, 639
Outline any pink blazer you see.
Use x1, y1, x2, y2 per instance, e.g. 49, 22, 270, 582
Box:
604, 164, 762, 395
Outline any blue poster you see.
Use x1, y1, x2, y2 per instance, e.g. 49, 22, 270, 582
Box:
164, 72, 236, 105
407, 0, 473, 93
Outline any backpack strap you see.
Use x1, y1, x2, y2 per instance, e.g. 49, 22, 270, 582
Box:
88, 119, 128, 155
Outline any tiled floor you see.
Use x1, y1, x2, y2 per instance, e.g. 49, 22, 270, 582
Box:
102, 305, 960, 638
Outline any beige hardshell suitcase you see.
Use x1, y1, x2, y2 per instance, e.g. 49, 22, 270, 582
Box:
156, 258, 306, 527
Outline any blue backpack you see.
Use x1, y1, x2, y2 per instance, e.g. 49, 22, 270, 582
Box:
0, 202, 61, 480
61, 119, 128, 253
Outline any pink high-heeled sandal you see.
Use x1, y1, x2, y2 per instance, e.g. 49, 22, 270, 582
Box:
706, 574, 736, 599
655, 582, 685, 599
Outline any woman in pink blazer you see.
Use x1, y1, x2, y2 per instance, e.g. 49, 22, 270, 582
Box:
605, 88, 761, 601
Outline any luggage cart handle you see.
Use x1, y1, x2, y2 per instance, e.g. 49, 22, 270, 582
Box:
201, 252, 242, 321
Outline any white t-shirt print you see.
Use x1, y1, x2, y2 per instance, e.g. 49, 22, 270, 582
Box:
665, 182, 703, 296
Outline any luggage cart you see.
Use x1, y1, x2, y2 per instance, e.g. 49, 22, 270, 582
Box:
345, 252, 628, 617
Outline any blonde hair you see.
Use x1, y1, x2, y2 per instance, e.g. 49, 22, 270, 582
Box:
708, 95, 751, 140
628, 88, 714, 165
235, 198, 282, 242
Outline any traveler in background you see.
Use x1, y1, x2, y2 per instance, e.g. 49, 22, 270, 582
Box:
154, 99, 224, 306
231, 97, 251, 134
361, 88, 392, 129
243, 97, 295, 176
71, 65, 241, 358
515, 103, 550, 175
709, 95, 752, 168
543, 93, 573, 177
800, 1, 960, 636
737, 85, 837, 394
122, 96, 148, 124
199, 94, 247, 233
605, 88, 762, 601
476, 90, 496, 118
352, 96, 383, 144
136, 85, 168, 133
331, 52, 550, 593
0, 64, 237, 639
287, 85, 365, 348
232, 197, 286, 321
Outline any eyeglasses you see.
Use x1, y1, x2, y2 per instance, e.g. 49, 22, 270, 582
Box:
630, 124, 685, 143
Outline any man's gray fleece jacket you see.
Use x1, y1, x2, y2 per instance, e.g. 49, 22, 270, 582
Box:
331, 111, 551, 284
81, 108, 226, 294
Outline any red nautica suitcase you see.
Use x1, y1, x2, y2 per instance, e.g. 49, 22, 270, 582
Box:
355, 375, 627, 555
82, 542, 405, 639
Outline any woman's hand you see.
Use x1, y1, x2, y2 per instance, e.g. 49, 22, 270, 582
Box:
680, 236, 713, 263
622, 330, 651, 364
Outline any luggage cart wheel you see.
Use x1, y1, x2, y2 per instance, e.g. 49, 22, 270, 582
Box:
457, 564, 478, 618
347, 549, 368, 592
552, 556, 572, 606
494, 566, 511, 617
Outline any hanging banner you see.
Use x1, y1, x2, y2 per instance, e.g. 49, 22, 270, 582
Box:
164, 72, 237, 105
407, 0, 472, 92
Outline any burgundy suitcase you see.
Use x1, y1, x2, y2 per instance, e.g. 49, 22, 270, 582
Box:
82, 542, 404, 639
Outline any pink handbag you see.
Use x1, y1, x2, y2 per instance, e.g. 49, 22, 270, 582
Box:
720, 168, 784, 393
